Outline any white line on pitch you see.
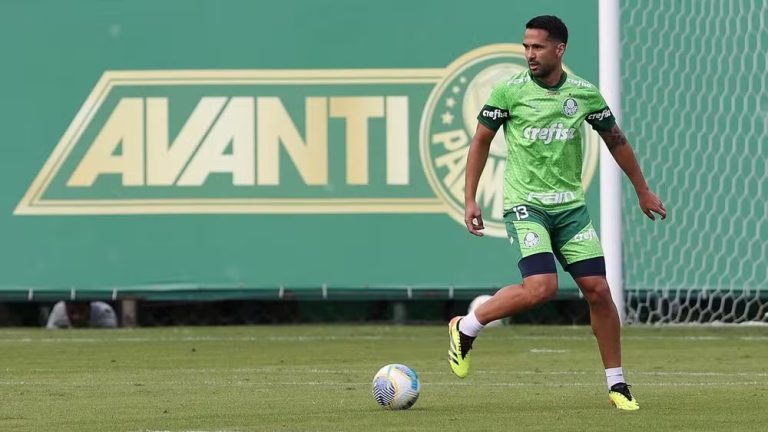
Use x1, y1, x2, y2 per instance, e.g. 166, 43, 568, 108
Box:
1, 334, 767, 343
2, 380, 767, 387
16, 368, 768, 377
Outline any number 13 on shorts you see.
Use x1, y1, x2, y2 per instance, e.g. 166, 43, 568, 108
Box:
511, 205, 529, 220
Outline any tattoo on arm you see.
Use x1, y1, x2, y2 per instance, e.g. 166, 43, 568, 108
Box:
600, 125, 629, 151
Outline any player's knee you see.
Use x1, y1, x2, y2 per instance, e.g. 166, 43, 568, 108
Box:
519, 254, 558, 306
579, 277, 612, 305
523, 275, 558, 306
534, 282, 558, 304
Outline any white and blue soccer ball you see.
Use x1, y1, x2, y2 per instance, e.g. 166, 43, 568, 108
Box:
371, 364, 421, 410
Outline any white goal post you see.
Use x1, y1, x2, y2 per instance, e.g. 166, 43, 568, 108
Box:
599, 0, 625, 323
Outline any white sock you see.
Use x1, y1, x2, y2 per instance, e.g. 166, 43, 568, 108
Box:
458, 311, 485, 337
605, 367, 625, 389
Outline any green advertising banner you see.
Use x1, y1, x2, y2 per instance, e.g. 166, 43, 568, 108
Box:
0, 0, 601, 300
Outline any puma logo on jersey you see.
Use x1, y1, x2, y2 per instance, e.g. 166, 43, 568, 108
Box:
522, 123, 576, 144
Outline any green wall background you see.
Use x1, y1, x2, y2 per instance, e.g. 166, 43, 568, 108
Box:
0, 0, 601, 298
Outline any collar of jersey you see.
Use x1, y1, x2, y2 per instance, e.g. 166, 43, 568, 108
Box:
528, 70, 568, 91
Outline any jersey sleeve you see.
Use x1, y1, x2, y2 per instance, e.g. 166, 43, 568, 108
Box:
584, 90, 616, 132
476, 83, 510, 131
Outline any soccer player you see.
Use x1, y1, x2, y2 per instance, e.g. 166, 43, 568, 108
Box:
447, 15, 666, 411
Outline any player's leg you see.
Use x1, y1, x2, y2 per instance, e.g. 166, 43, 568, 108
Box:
476, 205, 560, 323
472, 267, 557, 324
551, 207, 619, 370
571, 273, 636, 409
572, 272, 620, 368
449, 206, 558, 378
448, 269, 557, 378
554, 207, 638, 410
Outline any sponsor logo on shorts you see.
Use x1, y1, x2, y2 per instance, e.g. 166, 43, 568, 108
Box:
573, 228, 598, 242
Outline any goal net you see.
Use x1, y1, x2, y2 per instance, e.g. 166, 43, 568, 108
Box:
619, 0, 767, 324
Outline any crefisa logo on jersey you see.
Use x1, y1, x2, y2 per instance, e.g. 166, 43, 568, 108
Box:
587, 108, 612, 121
481, 108, 509, 121
17, 44, 599, 238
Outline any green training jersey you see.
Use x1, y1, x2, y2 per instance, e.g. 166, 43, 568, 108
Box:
477, 70, 615, 212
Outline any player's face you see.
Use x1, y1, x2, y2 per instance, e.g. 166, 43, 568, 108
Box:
523, 29, 565, 78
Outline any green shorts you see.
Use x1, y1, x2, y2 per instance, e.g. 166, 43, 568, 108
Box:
504, 204, 604, 269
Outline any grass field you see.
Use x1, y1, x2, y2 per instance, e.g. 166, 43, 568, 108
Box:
1, 325, 767, 431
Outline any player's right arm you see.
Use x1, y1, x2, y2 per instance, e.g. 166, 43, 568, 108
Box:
465, 84, 510, 236
464, 123, 497, 236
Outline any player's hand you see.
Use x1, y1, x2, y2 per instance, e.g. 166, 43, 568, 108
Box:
638, 189, 666, 220
464, 201, 485, 236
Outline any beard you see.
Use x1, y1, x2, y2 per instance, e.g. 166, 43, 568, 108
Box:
529, 61, 555, 78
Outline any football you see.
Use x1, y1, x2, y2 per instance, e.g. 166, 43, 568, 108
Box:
371, 364, 421, 410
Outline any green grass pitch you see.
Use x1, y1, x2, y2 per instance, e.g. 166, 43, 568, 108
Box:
1, 325, 767, 431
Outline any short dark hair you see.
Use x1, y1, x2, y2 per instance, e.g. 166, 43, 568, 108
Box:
526, 15, 568, 44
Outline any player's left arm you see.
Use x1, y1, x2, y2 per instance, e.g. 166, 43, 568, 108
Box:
598, 124, 667, 220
